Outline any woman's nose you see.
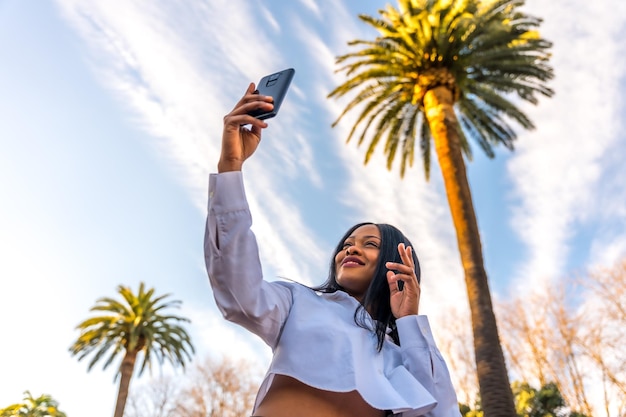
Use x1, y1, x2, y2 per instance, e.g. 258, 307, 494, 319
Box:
346, 245, 360, 255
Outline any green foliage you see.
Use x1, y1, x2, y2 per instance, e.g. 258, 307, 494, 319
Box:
329, 0, 554, 179
459, 397, 483, 417
459, 381, 591, 417
513, 381, 564, 417
69, 282, 195, 379
0, 391, 67, 417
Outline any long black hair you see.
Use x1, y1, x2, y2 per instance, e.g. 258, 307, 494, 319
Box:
312, 222, 421, 351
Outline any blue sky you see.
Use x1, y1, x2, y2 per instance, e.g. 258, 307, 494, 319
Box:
1, 0, 625, 415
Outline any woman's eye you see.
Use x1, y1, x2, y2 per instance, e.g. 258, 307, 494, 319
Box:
342, 242, 352, 249
366, 241, 379, 248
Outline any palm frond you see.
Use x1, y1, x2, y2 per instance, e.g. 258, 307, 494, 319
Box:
329, 0, 553, 179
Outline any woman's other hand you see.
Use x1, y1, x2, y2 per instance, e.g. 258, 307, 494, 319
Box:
386, 243, 421, 318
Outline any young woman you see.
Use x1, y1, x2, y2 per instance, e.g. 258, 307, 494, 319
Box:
204, 84, 461, 417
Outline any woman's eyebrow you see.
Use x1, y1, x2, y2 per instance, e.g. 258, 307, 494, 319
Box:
348, 234, 381, 240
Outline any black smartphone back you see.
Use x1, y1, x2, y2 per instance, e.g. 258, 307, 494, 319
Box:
249, 68, 295, 120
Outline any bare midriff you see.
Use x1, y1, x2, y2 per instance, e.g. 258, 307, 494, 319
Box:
253, 374, 386, 417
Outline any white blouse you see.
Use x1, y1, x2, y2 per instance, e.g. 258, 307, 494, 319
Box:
204, 172, 461, 417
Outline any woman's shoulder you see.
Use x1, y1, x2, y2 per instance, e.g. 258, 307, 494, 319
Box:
272, 280, 353, 303
272, 279, 318, 294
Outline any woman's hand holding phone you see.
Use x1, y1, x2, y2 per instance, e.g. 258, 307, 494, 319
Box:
218, 69, 294, 172
218, 83, 273, 173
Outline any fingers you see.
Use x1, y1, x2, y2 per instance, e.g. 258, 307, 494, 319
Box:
386, 266, 414, 291
398, 243, 414, 268
386, 269, 406, 293
386, 243, 421, 317
386, 244, 420, 292
225, 83, 274, 128
386, 243, 416, 277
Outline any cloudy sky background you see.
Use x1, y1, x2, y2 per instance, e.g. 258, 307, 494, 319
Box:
1, 0, 625, 415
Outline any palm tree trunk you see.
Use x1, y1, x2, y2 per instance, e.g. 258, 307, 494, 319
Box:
114, 350, 137, 417
424, 86, 516, 416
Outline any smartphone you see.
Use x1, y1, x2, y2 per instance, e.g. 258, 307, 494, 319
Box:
248, 68, 295, 120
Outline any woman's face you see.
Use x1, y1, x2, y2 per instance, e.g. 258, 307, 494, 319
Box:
334, 224, 381, 301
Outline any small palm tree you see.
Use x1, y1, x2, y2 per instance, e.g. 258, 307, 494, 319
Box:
329, 0, 553, 415
69, 282, 195, 417
0, 391, 67, 417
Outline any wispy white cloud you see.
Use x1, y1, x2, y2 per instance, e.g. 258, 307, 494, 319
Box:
508, 0, 626, 286
297, 0, 322, 19
259, 5, 281, 33
54, 0, 329, 284
592, 235, 626, 267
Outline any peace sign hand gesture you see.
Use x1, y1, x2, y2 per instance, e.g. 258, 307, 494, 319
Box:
386, 243, 421, 318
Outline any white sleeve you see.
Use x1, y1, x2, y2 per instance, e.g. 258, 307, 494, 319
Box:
203, 172, 292, 348
395, 316, 461, 417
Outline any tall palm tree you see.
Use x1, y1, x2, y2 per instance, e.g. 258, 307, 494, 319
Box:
328, 0, 553, 415
0, 391, 67, 417
69, 282, 195, 417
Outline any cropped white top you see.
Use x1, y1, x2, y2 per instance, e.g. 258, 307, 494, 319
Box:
204, 172, 461, 417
